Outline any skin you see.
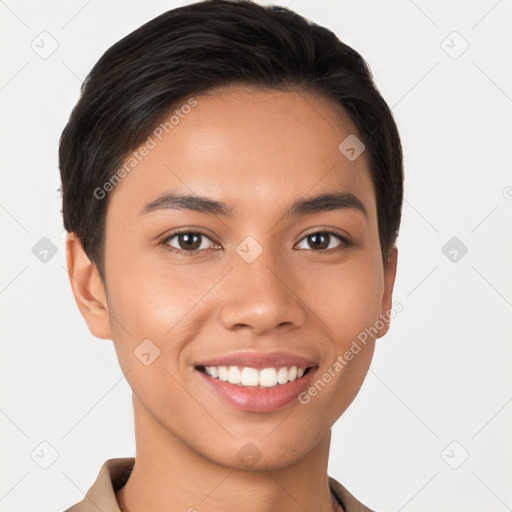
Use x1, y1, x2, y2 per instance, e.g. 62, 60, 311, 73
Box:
66, 84, 398, 512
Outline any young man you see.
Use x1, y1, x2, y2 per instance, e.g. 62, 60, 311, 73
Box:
60, 1, 403, 511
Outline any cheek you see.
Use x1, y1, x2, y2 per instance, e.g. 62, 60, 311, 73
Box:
295, 264, 382, 425
301, 254, 384, 344
105, 267, 204, 423
105, 256, 225, 382
105, 250, 209, 335
293, 253, 383, 415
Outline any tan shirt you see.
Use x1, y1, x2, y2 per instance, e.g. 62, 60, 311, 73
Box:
64, 458, 375, 512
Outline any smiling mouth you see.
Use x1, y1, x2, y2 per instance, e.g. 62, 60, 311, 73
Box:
195, 365, 314, 388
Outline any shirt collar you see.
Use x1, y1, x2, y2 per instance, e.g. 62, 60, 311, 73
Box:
65, 457, 374, 512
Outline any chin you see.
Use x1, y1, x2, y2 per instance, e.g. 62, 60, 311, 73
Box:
196, 429, 321, 472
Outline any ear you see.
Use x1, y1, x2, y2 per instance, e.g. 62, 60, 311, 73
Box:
65, 232, 113, 340
376, 245, 398, 339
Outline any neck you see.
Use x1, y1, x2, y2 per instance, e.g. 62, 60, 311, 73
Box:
116, 395, 340, 512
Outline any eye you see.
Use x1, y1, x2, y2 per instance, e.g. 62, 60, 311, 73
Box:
295, 230, 350, 252
160, 228, 351, 256
160, 230, 218, 255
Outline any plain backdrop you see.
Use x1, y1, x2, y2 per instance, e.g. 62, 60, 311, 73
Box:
1, 1, 511, 511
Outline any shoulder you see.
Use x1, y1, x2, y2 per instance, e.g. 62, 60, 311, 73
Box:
63, 457, 135, 512
328, 475, 376, 512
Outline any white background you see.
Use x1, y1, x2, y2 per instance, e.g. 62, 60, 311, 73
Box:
1, 1, 511, 511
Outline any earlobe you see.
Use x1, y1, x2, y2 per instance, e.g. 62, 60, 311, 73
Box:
65, 232, 113, 340
376, 245, 398, 339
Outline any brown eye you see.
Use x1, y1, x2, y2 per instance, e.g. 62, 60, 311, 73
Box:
296, 231, 349, 252
163, 231, 216, 254
176, 233, 202, 251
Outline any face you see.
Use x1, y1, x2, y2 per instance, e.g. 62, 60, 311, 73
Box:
68, 84, 397, 470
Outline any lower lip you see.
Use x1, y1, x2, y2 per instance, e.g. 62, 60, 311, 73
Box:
196, 367, 318, 413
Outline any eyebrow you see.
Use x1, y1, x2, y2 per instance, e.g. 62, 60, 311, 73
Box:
139, 190, 368, 220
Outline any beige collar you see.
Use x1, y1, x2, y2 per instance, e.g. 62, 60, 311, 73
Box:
64, 457, 375, 512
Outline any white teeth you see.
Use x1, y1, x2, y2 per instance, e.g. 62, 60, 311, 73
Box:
276, 367, 288, 384
203, 365, 308, 387
240, 367, 259, 386
228, 366, 241, 384
260, 368, 277, 387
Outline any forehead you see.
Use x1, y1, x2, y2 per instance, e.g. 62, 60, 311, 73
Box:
107, 85, 376, 223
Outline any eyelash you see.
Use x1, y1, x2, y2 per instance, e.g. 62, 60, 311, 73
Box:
159, 229, 351, 256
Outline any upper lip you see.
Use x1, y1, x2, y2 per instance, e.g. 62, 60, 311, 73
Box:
194, 351, 318, 370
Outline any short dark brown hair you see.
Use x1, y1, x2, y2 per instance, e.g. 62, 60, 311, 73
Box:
59, 0, 403, 281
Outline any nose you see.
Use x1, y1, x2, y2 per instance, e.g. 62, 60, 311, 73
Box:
218, 247, 307, 335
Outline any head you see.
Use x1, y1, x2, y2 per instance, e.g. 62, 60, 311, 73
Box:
61, 0, 403, 470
